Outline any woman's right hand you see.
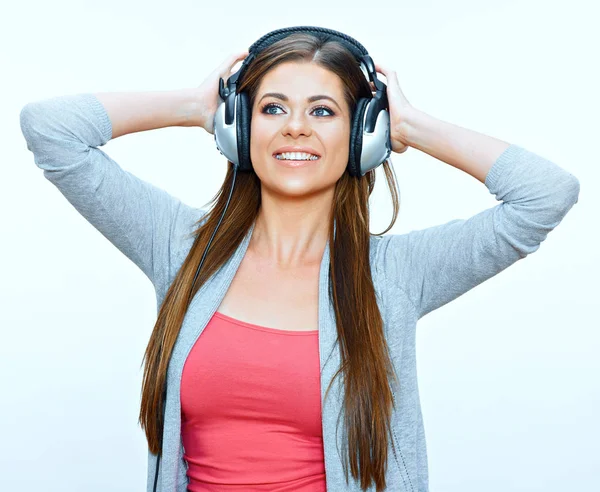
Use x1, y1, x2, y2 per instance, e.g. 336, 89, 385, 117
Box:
196, 51, 249, 134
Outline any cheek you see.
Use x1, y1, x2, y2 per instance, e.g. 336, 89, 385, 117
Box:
325, 127, 350, 165
249, 117, 280, 150
250, 118, 265, 144
249, 120, 268, 162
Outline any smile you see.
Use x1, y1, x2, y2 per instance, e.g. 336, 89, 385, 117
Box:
273, 155, 321, 168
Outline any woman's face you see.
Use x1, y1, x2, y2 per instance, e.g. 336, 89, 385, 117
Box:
250, 61, 351, 198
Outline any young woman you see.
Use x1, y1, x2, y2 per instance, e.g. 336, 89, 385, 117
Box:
20, 27, 580, 492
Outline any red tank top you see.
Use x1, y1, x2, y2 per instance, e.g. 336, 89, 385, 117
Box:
180, 311, 327, 491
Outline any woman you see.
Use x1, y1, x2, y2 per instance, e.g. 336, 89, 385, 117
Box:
20, 27, 580, 492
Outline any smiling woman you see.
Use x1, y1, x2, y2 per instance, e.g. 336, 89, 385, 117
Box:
136, 27, 404, 492
19, 24, 580, 492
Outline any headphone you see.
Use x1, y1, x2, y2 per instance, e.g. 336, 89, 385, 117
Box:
213, 25, 392, 177
153, 26, 391, 492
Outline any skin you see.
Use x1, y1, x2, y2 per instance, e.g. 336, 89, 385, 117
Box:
248, 61, 352, 269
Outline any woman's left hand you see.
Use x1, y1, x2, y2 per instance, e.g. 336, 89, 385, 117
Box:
371, 63, 414, 154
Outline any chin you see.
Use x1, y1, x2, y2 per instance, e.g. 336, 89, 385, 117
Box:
264, 180, 320, 198
253, 160, 344, 197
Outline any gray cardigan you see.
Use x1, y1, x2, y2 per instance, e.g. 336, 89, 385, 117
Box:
20, 93, 580, 491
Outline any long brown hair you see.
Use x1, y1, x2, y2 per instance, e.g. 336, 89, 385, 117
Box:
139, 32, 401, 491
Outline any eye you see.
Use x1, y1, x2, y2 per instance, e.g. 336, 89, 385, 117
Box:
261, 103, 285, 115
312, 105, 335, 117
260, 103, 335, 117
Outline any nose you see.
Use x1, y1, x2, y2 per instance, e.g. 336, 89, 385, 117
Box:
281, 111, 312, 138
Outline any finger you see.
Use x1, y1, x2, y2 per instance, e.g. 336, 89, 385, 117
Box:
375, 62, 394, 79
375, 63, 398, 90
226, 50, 248, 63
228, 51, 249, 72
216, 51, 248, 77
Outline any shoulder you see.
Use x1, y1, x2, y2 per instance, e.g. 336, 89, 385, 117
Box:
369, 233, 409, 278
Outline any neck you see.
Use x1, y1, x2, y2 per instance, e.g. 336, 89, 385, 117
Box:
249, 186, 333, 269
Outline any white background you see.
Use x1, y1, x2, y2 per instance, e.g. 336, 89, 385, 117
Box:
2, 0, 598, 490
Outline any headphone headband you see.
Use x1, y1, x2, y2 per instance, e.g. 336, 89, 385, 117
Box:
221, 26, 384, 101
252, 26, 368, 56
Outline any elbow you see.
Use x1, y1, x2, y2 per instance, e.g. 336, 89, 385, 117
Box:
19, 101, 45, 151
568, 175, 580, 206
20, 100, 62, 158
557, 173, 581, 210
19, 103, 35, 147
551, 168, 580, 209
551, 173, 580, 220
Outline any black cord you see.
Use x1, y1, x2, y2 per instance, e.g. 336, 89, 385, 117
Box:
153, 164, 238, 492
189, 164, 238, 302
152, 386, 166, 492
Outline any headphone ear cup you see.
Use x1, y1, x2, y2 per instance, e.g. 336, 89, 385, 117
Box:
348, 97, 370, 177
236, 91, 252, 172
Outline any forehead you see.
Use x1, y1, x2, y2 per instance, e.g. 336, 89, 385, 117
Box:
256, 61, 345, 98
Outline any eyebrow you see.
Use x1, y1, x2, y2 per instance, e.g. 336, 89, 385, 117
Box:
258, 92, 342, 111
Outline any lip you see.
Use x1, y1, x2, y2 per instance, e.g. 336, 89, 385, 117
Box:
273, 155, 320, 168
272, 146, 321, 158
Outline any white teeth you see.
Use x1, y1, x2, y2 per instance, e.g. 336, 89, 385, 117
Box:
275, 152, 319, 161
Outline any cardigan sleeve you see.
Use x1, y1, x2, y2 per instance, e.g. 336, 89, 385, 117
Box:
377, 144, 580, 320
19, 93, 207, 289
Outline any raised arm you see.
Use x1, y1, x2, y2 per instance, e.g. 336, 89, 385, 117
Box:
19, 90, 207, 292
375, 105, 580, 320
19, 52, 247, 296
